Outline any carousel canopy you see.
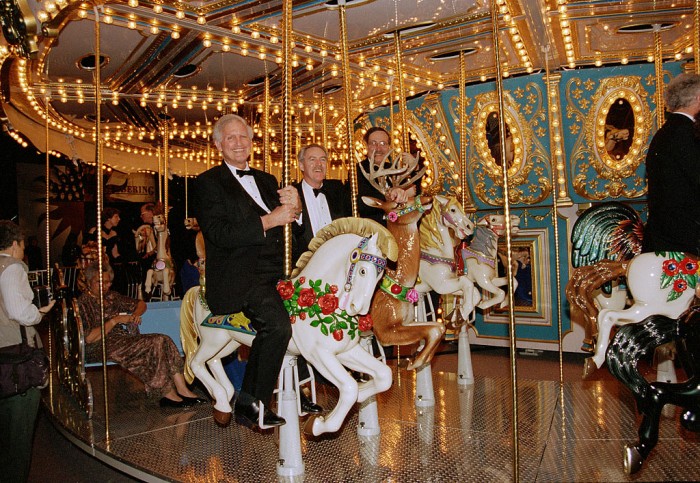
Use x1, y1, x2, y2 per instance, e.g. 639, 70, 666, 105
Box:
0, 0, 697, 175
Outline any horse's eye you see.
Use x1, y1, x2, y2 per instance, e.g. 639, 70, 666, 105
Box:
359, 267, 367, 276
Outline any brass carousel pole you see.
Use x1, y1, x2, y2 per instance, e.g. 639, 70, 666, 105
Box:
184, 159, 188, 220
263, 75, 271, 173
162, 118, 169, 227
44, 91, 52, 398
459, 51, 468, 209
282, 0, 293, 276
489, 0, 519, 479
653, 25, 665, 128
93, 6, 110, 442
338, 0, 359, 217
393, 32, 409, 152
157, 146, 162, 205
695, 0, 700, 73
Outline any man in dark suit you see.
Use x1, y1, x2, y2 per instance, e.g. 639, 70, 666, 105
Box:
293, 143, 352, 261
643, 73, 700, 256
194, 114, 302, 429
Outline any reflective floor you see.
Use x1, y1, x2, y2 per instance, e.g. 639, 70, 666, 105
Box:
42, 347, 700, 482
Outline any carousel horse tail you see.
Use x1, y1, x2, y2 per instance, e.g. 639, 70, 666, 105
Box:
180, 287, 201, 385
606, 313, 677, 409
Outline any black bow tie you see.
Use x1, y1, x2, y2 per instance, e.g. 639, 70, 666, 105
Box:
236, 169, 254, 177
312, 186, 326, 197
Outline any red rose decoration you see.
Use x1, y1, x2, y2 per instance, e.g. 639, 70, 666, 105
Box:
299, 276, 306, 284
680, 257, 699, 275
290, 315, 296, 324
300, 312, 306, 320
277, 280, 295, 300
330, 285, 338, 294
662, 259, 680, 276
298, 288, 316, 307
318, 294, 339, 315
673, 279, 688, 293
358, 314, 373, 332
391, 284, 402, 294
332, 329, 344, 341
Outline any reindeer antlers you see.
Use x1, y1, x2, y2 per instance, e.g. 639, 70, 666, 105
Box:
358, 149, 427, 196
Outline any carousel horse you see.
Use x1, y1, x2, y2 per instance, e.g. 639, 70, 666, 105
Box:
414, 194, 480, 321
461, 213, 521, 310
606, 304, 700, 475
144, 214, 176, 300
566, 202, 697, 376
180, 218, 398, 436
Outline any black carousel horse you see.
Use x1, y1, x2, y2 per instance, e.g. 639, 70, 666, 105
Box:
606, 304, 700, 474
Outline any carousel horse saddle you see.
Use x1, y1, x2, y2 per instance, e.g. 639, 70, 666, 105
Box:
201, 312, 256, 335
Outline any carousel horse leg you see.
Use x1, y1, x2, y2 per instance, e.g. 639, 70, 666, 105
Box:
355, 336, 381, 436
276, 354, 304, 478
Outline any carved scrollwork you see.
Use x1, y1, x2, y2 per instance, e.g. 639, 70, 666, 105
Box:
568, 76, 651, 200
0, 0, 39, 58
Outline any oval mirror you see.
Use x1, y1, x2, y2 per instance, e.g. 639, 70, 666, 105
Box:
603, 98, 634, 161
485, 111, 515, 169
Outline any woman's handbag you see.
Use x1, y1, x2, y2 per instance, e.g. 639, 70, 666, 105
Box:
0, 326, 49, 398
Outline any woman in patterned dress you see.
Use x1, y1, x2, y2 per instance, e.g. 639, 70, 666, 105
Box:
77, 262, 205, 407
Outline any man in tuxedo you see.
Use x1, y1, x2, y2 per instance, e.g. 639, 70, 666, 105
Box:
357, 126, 417, 225
293, 143, 352, 261
643, 73, 700, 256
194, 114, 302, 429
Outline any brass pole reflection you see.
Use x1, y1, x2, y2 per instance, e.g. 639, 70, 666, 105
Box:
93, 6, 110, 442
282, 0, 293, 276
489, 0, 519, 478
338, 1, 359, 217
393, 32, 409, 152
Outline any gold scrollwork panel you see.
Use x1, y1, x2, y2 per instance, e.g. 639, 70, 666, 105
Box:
459, 86, 552, 206
567, 76, 652, 199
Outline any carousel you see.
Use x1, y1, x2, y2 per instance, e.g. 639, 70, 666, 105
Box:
1, 0, 700, 481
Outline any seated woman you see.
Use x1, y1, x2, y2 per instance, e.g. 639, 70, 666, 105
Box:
77, 261, 205, 408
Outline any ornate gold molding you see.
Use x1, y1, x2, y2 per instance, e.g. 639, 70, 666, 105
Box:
0, 0, 39, 58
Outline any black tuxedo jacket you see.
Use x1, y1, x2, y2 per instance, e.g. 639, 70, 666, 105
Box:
644, 113, 700, 255
194, 163, 283, 314
293, 179, 351, 261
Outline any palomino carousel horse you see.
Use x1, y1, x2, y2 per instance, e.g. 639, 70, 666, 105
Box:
414, 194, 479, 321
566, 202, 697, 376
180, 218, 398, 436
606, 304, 700, 475
461, 213, 521, 310
144, 214, 176, 300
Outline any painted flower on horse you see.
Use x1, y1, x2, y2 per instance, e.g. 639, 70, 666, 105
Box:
659, 252, 698, 302
277, 276, 374, 341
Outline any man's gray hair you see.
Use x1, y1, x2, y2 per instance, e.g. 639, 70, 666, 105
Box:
212, 114, 254, 144
83, 261, 114, 285
664, 73, 700, 112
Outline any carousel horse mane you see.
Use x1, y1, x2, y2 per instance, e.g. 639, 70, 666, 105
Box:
292, 217, 398, 277
419, 196, 460, 252
470, 218, 498, 255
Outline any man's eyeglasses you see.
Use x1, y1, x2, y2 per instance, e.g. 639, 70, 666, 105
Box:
369, 141, 388, 147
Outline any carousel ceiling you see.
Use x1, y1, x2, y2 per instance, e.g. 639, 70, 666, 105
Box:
0, 0, 697, 175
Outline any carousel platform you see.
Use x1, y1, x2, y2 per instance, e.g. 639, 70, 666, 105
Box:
39, 347, 700, 482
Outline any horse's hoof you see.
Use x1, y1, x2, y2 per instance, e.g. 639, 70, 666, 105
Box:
623, 444, 644, 475
303, 414, 323, 437
582, 358, 597, 379
212, 408, 232, 428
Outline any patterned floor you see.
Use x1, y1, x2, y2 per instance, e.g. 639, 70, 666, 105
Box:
43, 354, 700, 482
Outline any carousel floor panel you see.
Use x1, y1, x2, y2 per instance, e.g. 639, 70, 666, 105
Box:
42, 351, 700, 482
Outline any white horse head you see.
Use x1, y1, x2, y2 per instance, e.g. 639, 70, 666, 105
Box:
477, 213, 520, 237
432, 194, 474, 241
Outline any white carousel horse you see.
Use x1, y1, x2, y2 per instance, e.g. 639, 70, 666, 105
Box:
144, 214, 175, 300
180, 218, 398, 436
583, 252, 697, 372
414, 194, 480, 320
461, 213, 521, 310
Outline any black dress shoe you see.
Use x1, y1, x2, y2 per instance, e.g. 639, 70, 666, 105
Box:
159, 397, 192, 408
179, 395, 208, 405
235, 398, 286, 428
300, 393, 323, 414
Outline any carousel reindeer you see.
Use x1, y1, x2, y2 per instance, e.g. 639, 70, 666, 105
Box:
360, 150, 446, 371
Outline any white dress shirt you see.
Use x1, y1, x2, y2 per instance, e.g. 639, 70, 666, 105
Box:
302, 180, 333, 236
225, 162, 270, 213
